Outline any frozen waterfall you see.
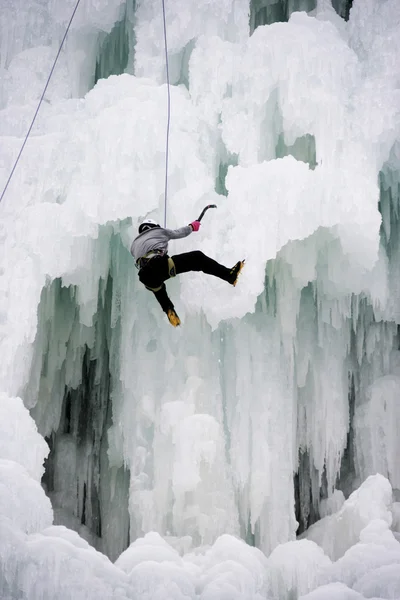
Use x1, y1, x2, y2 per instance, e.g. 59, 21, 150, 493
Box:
1, 0, 400, 598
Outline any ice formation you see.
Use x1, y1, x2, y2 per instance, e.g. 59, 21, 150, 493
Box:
1, 0, 400, 597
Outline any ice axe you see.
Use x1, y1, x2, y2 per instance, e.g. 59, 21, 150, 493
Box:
197, 204, 217, 222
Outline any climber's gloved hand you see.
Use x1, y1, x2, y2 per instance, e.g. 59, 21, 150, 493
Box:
190, 221, 201, 232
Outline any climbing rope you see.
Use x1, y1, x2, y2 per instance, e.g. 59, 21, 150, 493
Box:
0, 0, 81, 205
161, 0, 171, 228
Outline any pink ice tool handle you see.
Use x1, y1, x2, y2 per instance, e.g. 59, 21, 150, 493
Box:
190, 221, 201, 231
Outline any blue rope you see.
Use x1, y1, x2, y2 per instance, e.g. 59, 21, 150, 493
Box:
161, 0, 171, 228
0, 0, 81, 205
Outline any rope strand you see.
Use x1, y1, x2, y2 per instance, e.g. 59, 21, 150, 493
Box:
161, 0, 171, 228
0, 0, 81, 205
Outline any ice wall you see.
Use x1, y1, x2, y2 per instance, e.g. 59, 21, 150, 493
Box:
1, 0, 400, 597
249, 0, 317, 32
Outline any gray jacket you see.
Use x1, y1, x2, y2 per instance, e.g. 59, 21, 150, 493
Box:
130, 225, 192, 262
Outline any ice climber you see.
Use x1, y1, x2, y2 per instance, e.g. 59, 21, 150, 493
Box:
131, 218, 244, 327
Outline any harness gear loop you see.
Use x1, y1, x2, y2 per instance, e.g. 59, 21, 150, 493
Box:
145, 284, 164, 293
136, 248, 165, 269
168, 257, 176, 277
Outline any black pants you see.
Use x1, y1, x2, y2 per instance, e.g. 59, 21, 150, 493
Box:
139, 251, 232, 314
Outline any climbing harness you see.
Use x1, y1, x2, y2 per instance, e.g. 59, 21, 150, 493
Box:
167, 256, 176, 277
161, 0, 171, 228
136, 248, 165, 269
0, 0, 82, 205
142, 257, 176, 293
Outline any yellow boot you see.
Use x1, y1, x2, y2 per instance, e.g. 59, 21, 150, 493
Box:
229, 260, 245, 286
167, 308, 181, 327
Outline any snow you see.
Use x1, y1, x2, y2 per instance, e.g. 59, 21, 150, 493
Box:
2, 474, 400, 598
299, 583, 365, 600
0, 460, 52, 534
1, 0, 400, 597
304, 474, 393, 561
268, 539, 332, 598
0, 393, 48, 480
